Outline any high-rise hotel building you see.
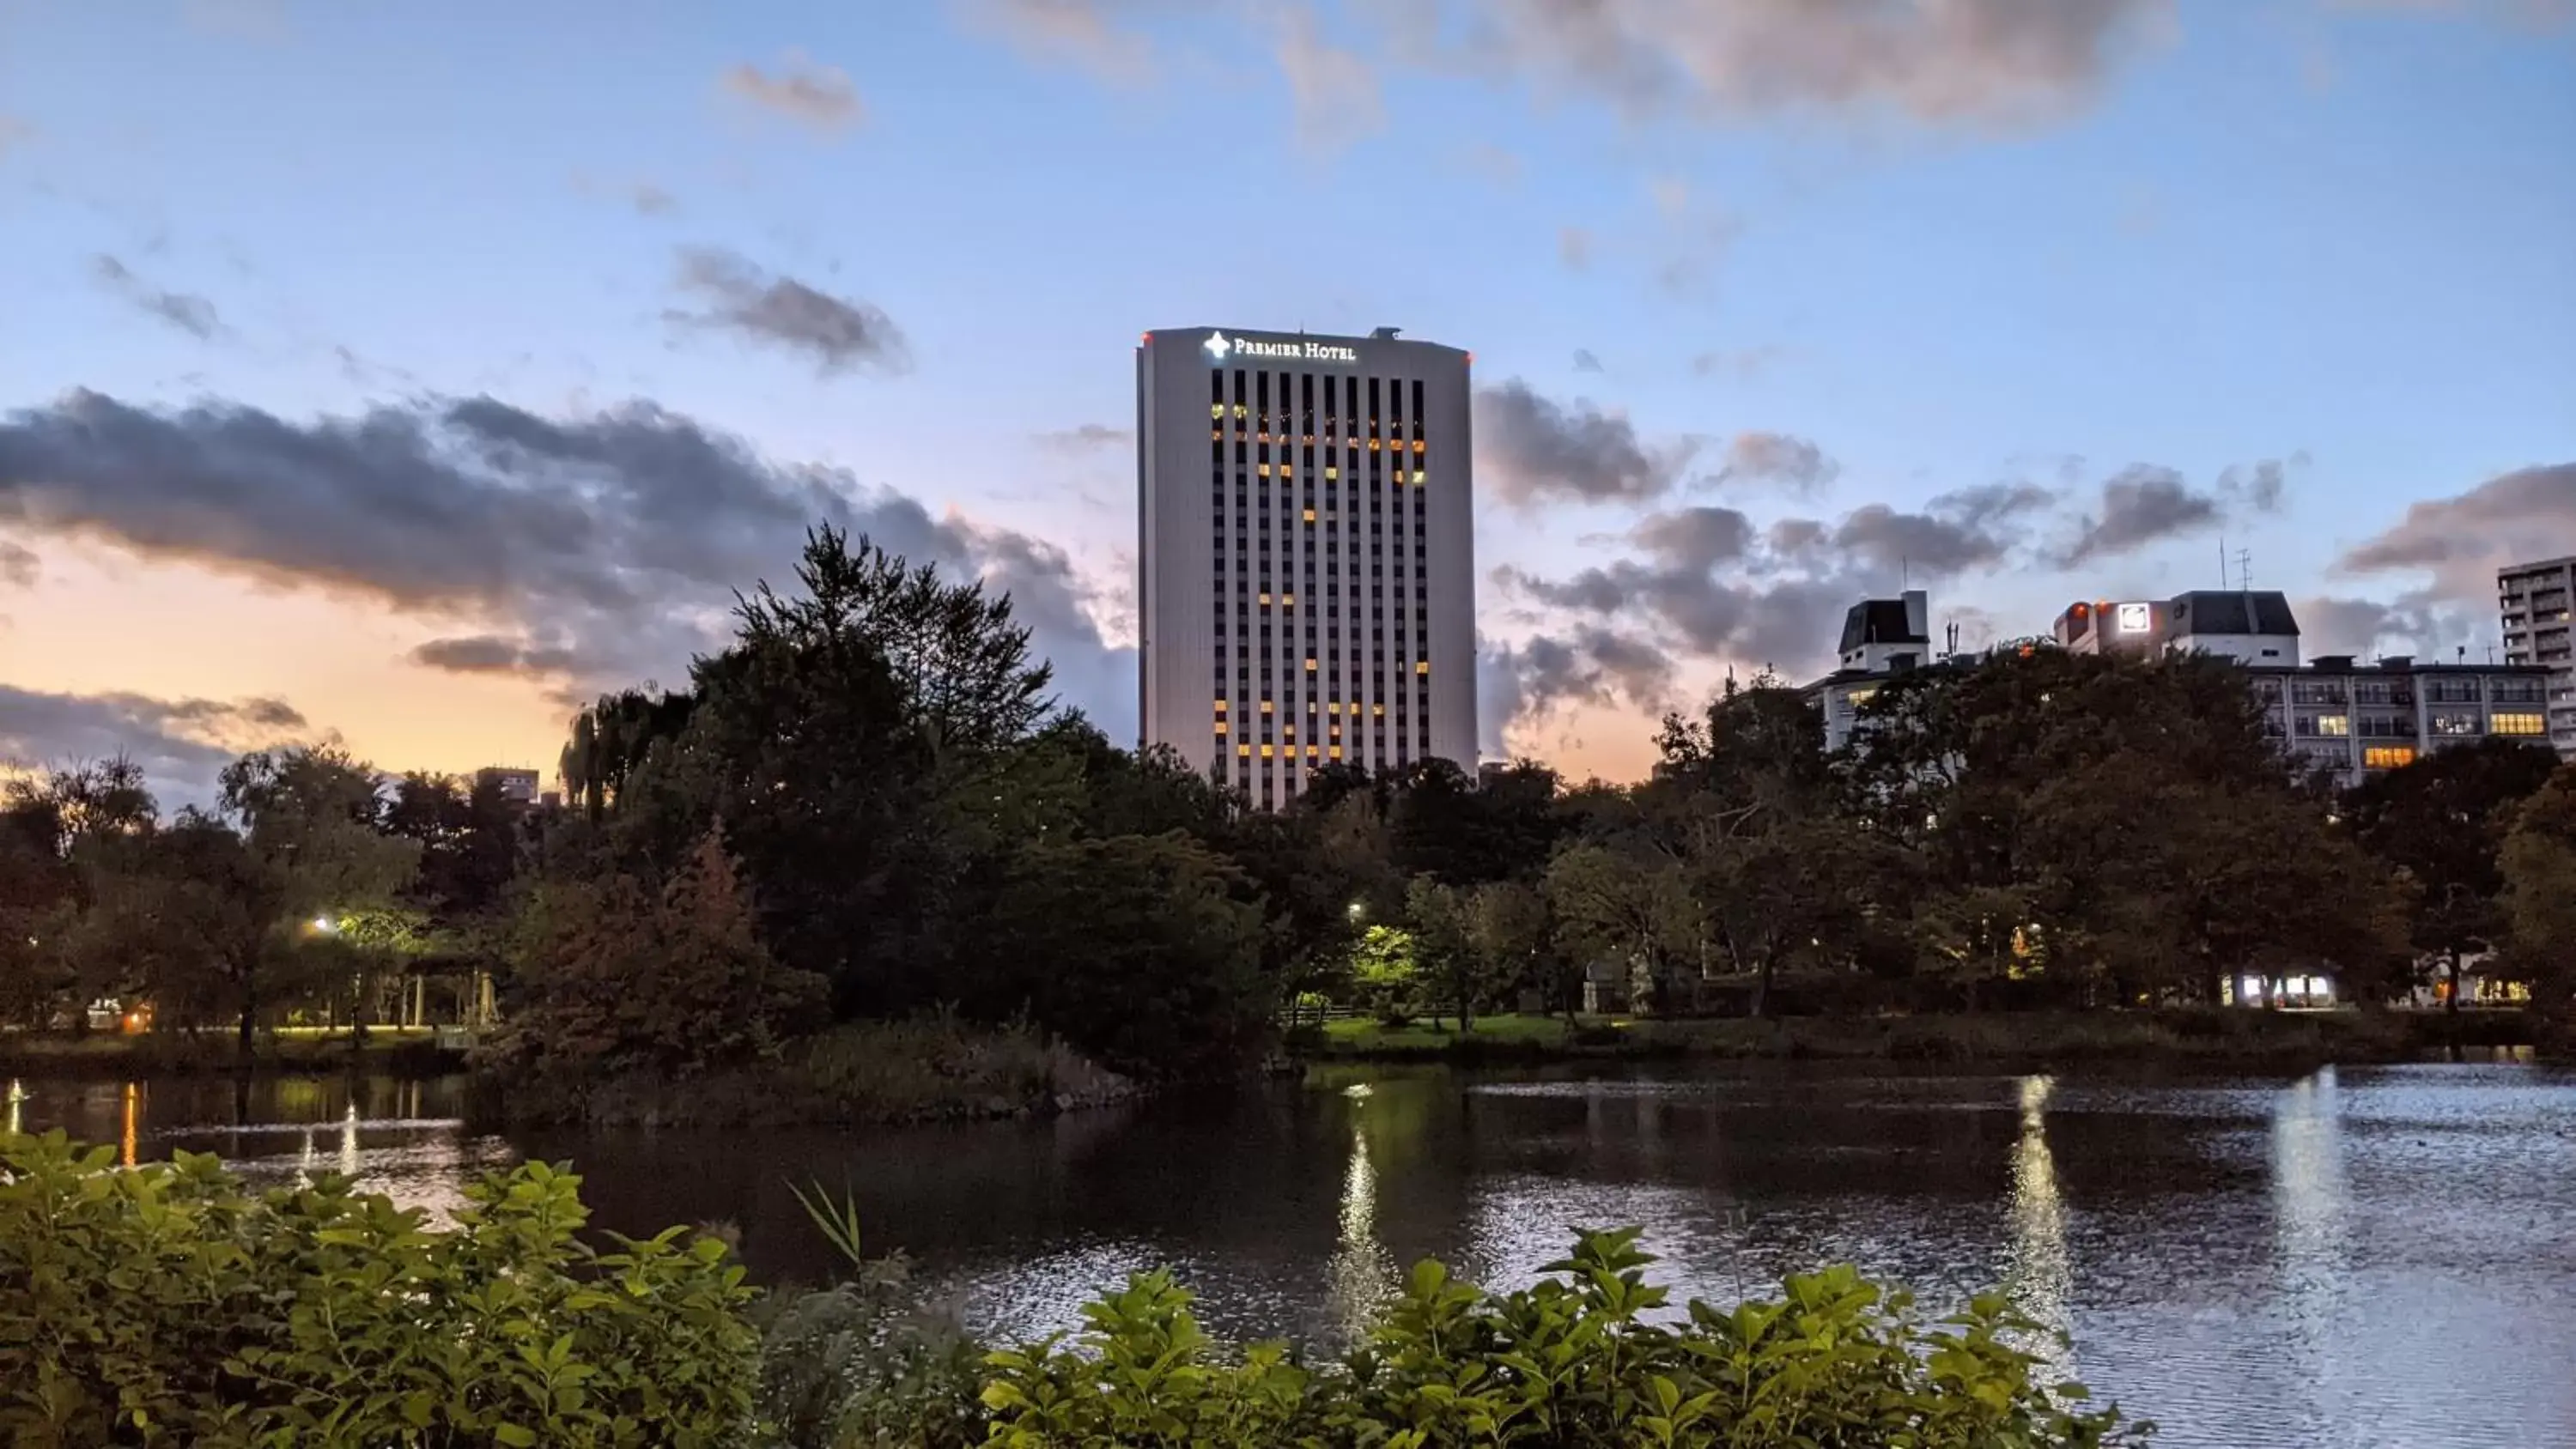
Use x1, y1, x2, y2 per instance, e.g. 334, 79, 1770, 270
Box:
1137, 326, 1477, 809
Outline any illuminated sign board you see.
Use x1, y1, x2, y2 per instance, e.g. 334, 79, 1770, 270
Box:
1204, 331, 1358, 365
2116, 603, 2153, 634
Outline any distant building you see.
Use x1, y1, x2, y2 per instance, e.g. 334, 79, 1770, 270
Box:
1136, 324, 1477, 809
2050, 590, 2300, 667
2044, 590, 2549, 788
2249, 653, 2551, 787
475, 767, 540, 805
2497, 556, 2576, 756
1814, 589, 2550, 789
1806, 589, 1935, 752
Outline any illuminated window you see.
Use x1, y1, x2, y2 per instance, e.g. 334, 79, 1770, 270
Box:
2365, 747, 2415, 769
1236, 744, 1251, 757
1411, 470, 1425, 484
1260, 700, 1274, 714
1261, 744, 1275, 759
2494, 712, 2547, 736
1414, 660, 1430, 675
1303, 508, 1317, 523
1329, 745, 1343, 760
2318, 715, 2349, 737
1305, 658, 1317, 671
1305, 745, 1319, 759
1284, 724, 1296, 737
1213, 720, 1229, 736
1258, 592, 1272, 606
1372, 702, 1386, 718
1325, 466, 1339, 480
1213, 699, 1228, 712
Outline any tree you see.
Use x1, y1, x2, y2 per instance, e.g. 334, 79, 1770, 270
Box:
2500, 767, 2576, 1021
736, 523, 1054, 754
502, 828, 826, 1076
1346, 923, 1421, 1026
212, 746, 421, 1055
2343, 737, 2560, 1007
1542, 841, 1696, 1015
1467, 879, 1559, 1020
960, 833, 1267, 1077
1406, 876, 1507, 1032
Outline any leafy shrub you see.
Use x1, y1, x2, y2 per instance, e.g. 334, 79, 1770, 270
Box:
981, 1227, 2152, 1448
0, 1131, 759, 1447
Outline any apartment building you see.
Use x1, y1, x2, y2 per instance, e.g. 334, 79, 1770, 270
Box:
2497, 556, 2576, 756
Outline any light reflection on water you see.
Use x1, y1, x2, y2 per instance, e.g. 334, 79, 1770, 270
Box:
11, 1060, 2576, 1447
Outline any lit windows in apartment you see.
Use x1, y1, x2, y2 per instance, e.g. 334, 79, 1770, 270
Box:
2364, 747, 2417, 770
2491, 712, 2547, 736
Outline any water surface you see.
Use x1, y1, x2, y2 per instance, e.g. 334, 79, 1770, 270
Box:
12, 1059, 2573, 1448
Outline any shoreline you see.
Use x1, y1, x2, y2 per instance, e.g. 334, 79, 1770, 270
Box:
1290, 1008, 2549, 1069
0, 1031, 467, 1082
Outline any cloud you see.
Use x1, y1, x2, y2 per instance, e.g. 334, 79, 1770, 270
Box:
2055, 464, 2221, 566
2336, 461, 2576, 602
89, 254, 223, 340
667, 247, 908, 377
720, 51, 865, 132
1461, 142, 1521, 185
2327, 0, 2576, 27
1481, 625, 1680, 752
0, 686, 312, 801
1558, 227, 1593, 270
959, 0, 1159, 81
1348, 0, 2177, 129
1571, 349, 1604, 373
1474, 379, 1693, 508
969, 0, 2177, 129
1707, 431, 1835, 495
1690, 345, 1789, 383
2219, 451, 2305, 512
1273, 1, 1383, 148
2295, 595, 2418, 658
1499, 482, 2052, 683
0, 389, 1139, 737
0, 541, 34, 588
1034, 423, 1131, 452
410, 635, 580, 679
574, 173, 679, 215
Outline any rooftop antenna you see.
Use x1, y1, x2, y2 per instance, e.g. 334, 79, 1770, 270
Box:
2235, 549, 2254, 592
2220, 534, 2228, 590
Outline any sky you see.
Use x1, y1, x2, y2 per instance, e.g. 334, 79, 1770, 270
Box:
1, 0, 2572, 800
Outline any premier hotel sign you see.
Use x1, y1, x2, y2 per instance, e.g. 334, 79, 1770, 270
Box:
1203, 331, 1359, 365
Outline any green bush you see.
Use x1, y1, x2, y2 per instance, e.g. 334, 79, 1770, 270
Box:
0, 1131, 760, 1447
981, 1227, 2151, 1448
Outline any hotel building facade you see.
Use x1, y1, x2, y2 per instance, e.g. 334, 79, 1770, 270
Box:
1135, 326, 1476, 809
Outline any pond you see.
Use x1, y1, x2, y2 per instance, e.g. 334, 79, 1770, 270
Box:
10, 1058, 2573, 1447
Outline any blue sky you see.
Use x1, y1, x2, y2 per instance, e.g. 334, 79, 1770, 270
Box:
2, 0, 2572, 788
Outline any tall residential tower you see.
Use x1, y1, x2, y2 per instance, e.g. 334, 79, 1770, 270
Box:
2498, 555, 2576, 755
1137, 326, 1476, 809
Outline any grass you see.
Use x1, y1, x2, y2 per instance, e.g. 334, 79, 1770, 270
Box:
1303, 1008, 2539, 1067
